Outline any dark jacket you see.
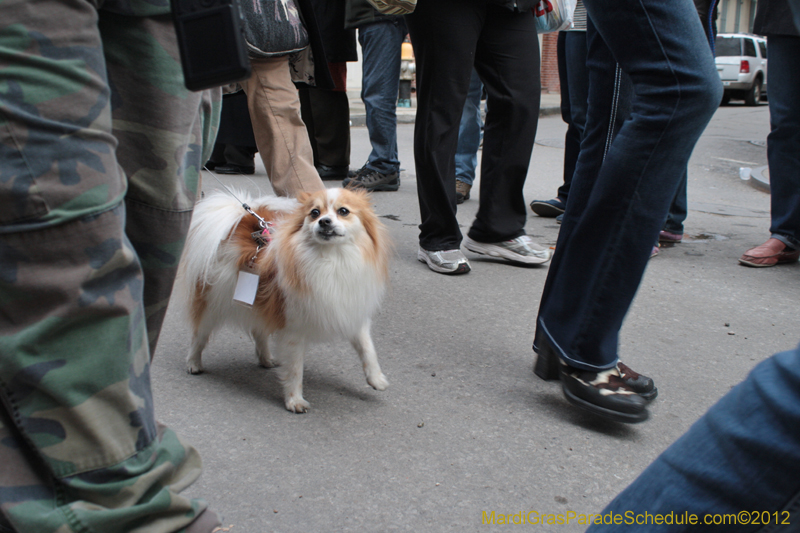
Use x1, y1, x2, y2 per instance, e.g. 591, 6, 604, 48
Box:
344, 0, 403, 29
753, 0, 800, 37
297, 0, 336, 89
308, 0, 357, 62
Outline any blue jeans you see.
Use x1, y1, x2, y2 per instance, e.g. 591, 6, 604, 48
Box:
661, 0, 720, 238
535, 1, 722, 371
587, 342, 800, 532
559, 28, 689, 235
664, 171, 688, 235
556, 30, 589, 202
792, 0, 800, 31
455, 69, 483, 186
358, 19, 406, 175
765, 35, 800, 250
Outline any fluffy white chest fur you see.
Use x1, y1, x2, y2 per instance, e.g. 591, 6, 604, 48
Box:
278, 242, 385, 340
177, 187, 390, 413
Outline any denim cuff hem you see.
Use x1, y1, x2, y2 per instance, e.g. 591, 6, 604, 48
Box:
536, 318, 618, 372
771, 233, 800, 250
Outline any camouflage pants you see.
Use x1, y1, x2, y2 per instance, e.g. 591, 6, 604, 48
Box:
0, 0, 221, 531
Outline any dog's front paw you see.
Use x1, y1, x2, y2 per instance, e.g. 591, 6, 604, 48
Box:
186, 361, 204, 374
285, 395, 310, 413
258, 355, 277, 369
367, 373, 389, 391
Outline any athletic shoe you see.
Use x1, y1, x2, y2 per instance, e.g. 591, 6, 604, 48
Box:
463, 235, 551, 264
344, 167, 400, 192
342, 164, 368, 186
529, 198, 566, 217
417, 247, 471, 274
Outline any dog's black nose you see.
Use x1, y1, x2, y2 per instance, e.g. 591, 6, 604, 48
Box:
318, 217, 332, 227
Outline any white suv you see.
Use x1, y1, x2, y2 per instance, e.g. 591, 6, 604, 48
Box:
715, 33, 768, 106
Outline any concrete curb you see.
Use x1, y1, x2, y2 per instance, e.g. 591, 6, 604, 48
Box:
749, 165, 770, 193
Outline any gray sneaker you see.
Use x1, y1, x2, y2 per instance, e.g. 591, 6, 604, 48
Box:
417, 247, 471, 274
344, 167, 400, 192
342, 164, 368, 187
463, 235, 551, 264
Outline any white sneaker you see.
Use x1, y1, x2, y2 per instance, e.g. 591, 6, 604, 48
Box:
417, 247, 471, 274
463, 235, 551, 264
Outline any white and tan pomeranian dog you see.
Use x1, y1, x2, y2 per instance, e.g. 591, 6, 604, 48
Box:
177, 187, 390, 413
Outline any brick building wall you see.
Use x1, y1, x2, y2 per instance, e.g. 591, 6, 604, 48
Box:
540, 32, 560, 94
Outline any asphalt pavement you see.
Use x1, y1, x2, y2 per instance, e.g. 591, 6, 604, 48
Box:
152, 98, 799, 532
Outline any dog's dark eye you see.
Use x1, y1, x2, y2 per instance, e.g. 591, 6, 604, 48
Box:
337, 207, 350, 217
310, 208, 321, 219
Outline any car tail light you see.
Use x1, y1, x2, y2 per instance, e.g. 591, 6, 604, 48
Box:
740, 60, 750, 73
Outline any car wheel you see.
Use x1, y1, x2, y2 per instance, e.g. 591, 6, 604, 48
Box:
744, 78, 762, 106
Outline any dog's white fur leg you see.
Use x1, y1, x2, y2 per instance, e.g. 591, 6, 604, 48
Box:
253, 329, 275, 368
273, 333, 309, 413
351, 321, 388, 391
186, 327, 211, 374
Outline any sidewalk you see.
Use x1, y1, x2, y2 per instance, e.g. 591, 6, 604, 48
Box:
348, 90, 562, 126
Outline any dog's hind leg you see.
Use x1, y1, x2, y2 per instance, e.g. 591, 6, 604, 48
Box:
186, 329, 210, 374
253, 329, 275, 368
273, 333, 309, 413
350, 321, 389, 391
187, 315, 214, 374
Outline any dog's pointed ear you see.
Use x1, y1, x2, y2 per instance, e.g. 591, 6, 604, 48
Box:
296, 191, 311, 204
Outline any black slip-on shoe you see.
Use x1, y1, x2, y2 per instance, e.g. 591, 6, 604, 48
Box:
213, 164, 255, 175
559, 364, 649, 423
316, 164, 350, 180
533, 339, 650, 423
534, 342, 657, 401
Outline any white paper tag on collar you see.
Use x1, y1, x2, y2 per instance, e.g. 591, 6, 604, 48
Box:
233, 270, 259, 306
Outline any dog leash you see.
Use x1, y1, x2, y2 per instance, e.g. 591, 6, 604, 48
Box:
203, 167, 274, 247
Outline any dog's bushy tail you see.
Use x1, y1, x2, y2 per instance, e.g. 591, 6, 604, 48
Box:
178, 190, 250, 299
176, 190, 300, 307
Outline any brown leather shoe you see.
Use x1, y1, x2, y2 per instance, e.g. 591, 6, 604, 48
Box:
739, 238, 800, 267
456, 180, 471, 204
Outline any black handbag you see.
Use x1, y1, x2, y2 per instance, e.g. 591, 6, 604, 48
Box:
240, 0, 310, 58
